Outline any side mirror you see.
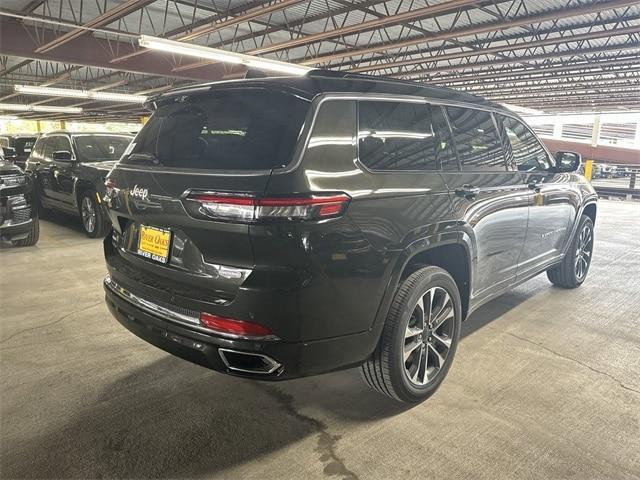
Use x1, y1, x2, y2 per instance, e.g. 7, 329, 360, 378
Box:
554, 151, 581, 173
53, 150, 73, 162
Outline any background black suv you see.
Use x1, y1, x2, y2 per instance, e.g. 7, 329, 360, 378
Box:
1, 148, 39, 246
0, 134, 39, 170
26, 131, 133, 237
102, 73, 597, 403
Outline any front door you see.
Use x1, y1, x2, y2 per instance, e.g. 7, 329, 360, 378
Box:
496, 114, 580, 277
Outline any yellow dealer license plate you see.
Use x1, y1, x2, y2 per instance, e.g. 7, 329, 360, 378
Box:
137, 225, 172, 264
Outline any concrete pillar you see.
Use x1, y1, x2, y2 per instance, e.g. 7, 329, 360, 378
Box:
591, 114, 601, 147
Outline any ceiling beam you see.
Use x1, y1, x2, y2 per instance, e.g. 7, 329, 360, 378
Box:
391, 43, 640, 78
0, 17, 245, 82
301, 0, 640, 65
35, 0, 156, 54
420, 57, 640, 85
110, 0, 304, 64
174, 0, 503, 72
349, 24, 640, 73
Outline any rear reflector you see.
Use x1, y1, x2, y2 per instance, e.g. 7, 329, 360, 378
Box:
185, 192, 350, 223
199, 312, 275, 339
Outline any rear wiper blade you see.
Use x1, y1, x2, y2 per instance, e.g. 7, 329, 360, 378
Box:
127, 152, 161, 165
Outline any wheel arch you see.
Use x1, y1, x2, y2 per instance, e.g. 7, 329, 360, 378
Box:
582, 201, 597, 225
398, 241, 471, 321
74, 179, 97, 209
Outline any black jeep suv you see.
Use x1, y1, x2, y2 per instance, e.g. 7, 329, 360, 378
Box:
1, 148, 39, 246
103, 72, 597, 403
26, 132, 133, 237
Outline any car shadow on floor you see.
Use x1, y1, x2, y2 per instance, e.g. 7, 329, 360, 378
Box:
2, 282, 548, 478
40, 210, 88, 235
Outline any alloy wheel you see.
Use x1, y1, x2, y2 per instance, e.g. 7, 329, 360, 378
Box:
575, 223, 593, 280
81, 196, 96, 233
403, 286, 455, 386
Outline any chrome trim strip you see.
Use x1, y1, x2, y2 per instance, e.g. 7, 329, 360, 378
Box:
218, 348, 282, 375
105, 274, 199, 325
104, 275, 279, 341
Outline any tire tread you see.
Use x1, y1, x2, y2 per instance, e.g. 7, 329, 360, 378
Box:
360, 266, 453, 401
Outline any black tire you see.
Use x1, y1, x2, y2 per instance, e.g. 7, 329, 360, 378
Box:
361, 266, 462, 403
12, 216, 40, 247
78, 190, 109, 238
547, 215, 594, 289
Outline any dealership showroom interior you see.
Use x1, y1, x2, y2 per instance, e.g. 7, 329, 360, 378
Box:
1, 0, 640, 478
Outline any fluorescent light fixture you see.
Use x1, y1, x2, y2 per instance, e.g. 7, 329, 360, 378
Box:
138, 35, 311, 76
0, 115, 19, 120
501, 103, 545, 116
14, 85, 147, 103
0, 103, 83, 114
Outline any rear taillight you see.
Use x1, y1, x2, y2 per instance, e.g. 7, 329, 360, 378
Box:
199, 312, 276, 339
185, 192, 350, 223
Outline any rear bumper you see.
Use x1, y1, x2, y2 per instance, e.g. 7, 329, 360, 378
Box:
104, 275, 376, 380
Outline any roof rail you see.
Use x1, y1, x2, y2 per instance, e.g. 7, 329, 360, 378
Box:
306, 69, 380, 81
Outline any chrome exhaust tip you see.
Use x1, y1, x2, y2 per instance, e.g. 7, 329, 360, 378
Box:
218, 348, 282, 375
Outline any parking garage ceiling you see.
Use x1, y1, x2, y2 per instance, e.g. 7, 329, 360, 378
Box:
0, 0, 639, 122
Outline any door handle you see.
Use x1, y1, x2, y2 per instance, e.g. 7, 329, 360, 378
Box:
528, 181, 542, 192
455, 184, 480, 198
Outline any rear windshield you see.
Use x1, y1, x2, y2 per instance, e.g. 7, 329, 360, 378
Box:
73, 135, 132, 162
122, 89, 310, 170
13, 137, 38, 156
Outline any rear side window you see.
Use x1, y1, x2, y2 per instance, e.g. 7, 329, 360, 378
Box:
446, 107, 506, 171
124, 90, 309, 170
497, 115, 551, 171
358, 101, 456, 171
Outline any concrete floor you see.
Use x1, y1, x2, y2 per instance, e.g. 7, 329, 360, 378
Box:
1, 200, 639, 480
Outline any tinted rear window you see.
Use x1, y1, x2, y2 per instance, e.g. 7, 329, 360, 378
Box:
74, 135, 132, 162
358, 101, 457, 171
123, 90, 310, 170
13, 137, 38, 156
446, 107, 506, 171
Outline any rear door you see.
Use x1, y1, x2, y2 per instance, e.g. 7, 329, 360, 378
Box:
50, 135, 77, 207
105, 88, 310, 302
496, 114, 580, 276
439, 106, 529, 302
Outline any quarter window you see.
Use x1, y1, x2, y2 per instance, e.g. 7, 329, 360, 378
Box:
358, 101, 456, 171
498, 115, 551, 171
445, 107, 506, 171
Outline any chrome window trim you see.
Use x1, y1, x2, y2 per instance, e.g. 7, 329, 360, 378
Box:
274, 92, 538, 176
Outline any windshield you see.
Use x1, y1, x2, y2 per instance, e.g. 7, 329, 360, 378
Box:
73, 135, 132, 162
122, 89, 310, 170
